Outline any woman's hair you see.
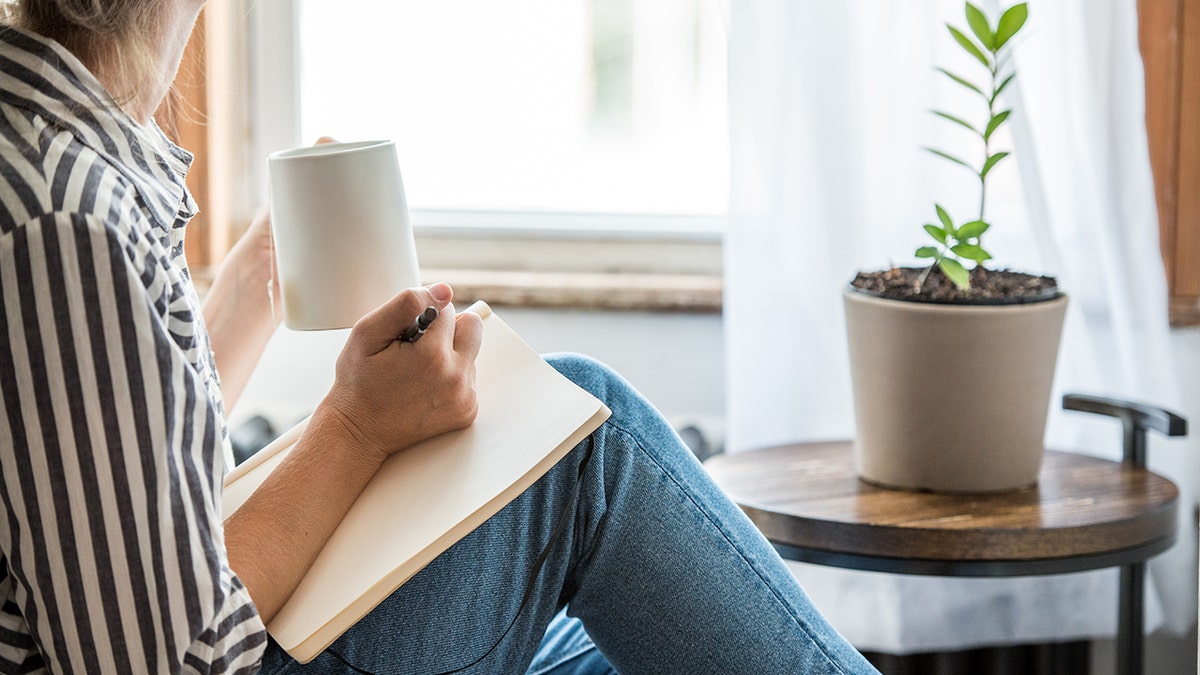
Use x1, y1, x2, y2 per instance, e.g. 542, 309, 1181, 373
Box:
1, 0, 164, 101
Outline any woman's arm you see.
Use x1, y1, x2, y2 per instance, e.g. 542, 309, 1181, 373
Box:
202, 211, 280, 413
0, 213, 271, 672
224, 283, 484, 622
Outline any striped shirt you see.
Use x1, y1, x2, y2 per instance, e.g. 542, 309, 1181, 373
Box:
0, 26, 267, 673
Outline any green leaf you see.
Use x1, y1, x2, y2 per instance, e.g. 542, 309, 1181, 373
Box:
932, 110, 978, 134
923, 147, 974, 171
980, 151, 1011, 178
937, 67, 985, 97
948, 25, 990, 68
915, 246, 940, 259
951, 243, 993, 262
983, 110, 1011, 141
965, 3, 995, 51
956, 220, 990, 239
935, 204, 955, 232
923, 224, 948, 243
939, 257, 971, 289
993, 73, 1017, 100
994, 3, 1029, 50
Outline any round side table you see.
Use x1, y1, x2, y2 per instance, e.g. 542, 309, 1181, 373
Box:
706, 442, 1179, 675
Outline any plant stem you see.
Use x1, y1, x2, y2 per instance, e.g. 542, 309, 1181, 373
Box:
978, 174, 986, 225
917, 261, 937, 290
979, 59, 997, 224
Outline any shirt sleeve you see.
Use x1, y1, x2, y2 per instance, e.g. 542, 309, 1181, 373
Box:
0, 212, 267, 673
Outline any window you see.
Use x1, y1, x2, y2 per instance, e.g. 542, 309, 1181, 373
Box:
226, 0, 730, 306
295, 0, 727, 226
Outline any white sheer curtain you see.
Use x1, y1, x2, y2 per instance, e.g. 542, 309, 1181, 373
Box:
725, 0, 1198, 653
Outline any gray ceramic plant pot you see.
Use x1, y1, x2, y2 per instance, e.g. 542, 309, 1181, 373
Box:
843, 288, 1068, 493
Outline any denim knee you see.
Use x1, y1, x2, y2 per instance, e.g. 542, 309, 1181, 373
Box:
543, 353, 628, 404
542, 352, 687, 467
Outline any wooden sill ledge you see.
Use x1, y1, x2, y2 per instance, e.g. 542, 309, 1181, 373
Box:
422, 268, 723, 313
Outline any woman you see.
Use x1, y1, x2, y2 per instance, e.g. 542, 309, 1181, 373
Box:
0, 0, 878, 672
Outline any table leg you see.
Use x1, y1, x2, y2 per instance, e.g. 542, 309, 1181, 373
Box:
1118, 561, 1144, 675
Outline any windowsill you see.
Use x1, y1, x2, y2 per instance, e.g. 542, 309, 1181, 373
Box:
411, 228, 725, 312
423, 268, 723, 313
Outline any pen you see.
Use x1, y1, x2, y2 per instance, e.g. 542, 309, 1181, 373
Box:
399, 306, 438, 343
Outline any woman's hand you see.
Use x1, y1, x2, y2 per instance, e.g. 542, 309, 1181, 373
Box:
202, 210, 281, 412
315, 283, 485, 466
227, 283, 481, 622
226, 210, 282, 321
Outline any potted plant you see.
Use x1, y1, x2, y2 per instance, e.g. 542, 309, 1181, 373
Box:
844, 1, 1067, 493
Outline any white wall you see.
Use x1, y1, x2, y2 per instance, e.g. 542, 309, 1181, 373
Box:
230, 307, 726, 443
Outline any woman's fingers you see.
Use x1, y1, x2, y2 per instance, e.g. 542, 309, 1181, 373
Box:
351, 284, 454, 354
453, 311, 484, 360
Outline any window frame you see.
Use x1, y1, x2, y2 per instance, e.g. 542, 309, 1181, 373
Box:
1140, 0, 1200, 326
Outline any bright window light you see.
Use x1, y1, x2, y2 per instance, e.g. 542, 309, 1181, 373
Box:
297, 0, 729, 219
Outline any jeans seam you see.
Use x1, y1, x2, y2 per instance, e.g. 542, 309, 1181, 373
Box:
602, 418, 854, 675
572, 432, 610, 577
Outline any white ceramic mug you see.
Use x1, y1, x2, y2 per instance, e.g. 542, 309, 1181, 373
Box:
268, 140, 421, 330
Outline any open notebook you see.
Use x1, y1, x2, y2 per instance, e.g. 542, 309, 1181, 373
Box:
221, 301, 611, 663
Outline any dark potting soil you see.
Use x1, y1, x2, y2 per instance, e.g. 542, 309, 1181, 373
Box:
850, 266, 1060, 305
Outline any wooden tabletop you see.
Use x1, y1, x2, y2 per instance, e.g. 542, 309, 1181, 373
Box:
704, 442, 1180, 576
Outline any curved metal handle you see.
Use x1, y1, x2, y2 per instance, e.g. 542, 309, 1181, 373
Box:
1062, 394, 1187, 467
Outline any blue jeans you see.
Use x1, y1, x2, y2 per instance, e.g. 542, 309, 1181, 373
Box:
260, 354, 877, 674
